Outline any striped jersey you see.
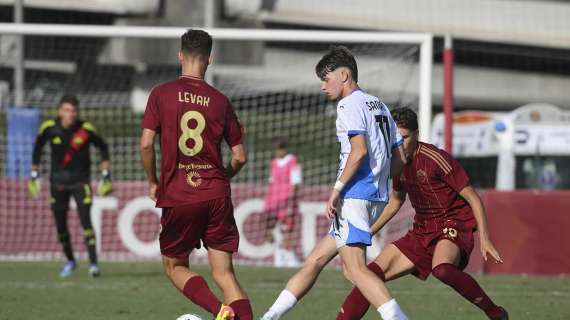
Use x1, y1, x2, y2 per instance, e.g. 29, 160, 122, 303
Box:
336, 89, 403, 202
393, 142, 476, 232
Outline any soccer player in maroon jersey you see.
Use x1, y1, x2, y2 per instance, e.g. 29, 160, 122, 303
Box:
140, 29, 252, 320
336, 107, 508, 320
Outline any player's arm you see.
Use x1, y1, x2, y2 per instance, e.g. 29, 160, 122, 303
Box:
29, 121, 52, 198
388, 109, 406, 177
31, 129, 48, 172
459, 186, 503, 263
140, 128, 159, 201
326, 134, 367, 219
370, 190, 406, 234
339, 134, 367, 184
90, 134, 110, 171
83, 122, 110, 169
290, 162, 302, 205
224, 100, 247, 180
226, 143, 247, 180
84, 122, 112, 195
390, 144, 406, 178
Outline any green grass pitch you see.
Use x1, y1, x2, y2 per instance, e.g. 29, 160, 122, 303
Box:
1, 262, 569, 319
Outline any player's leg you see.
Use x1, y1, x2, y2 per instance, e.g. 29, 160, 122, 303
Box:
72, 183, 99, 276
280, 211, 301, 267
160, 203, 230, 318
261, 235, 338, 320
162, 255, 227, 317
208, 247, 252, 320
431, 239, 507, 320
337, 244, 416, 320
338, 244, 407, 320
50, 186, 76, 277
334, 199, 407, 320
204, 197, 253, 320
264, 210, 283, 266
264, 210, 278, 243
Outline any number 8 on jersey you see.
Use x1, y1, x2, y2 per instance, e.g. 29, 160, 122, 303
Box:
178, 110, 206, 157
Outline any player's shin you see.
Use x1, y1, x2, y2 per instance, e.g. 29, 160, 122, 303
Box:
339, 247, 407, 320
262, 253, 327, 319
229, 299, 253, 320
377, 299, 408, 320
58, 232, 75, 262
261, 289, 297, 320
337, 262, 385, 320
182, 276, 223, 316
83, 228, 98, 265
432, 263, 504, 319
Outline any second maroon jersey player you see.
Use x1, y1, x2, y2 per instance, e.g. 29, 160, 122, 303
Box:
336, 108, 508, 320
393, 142, 477, 245
391, 141, 477, 276
142, 75, 244, 207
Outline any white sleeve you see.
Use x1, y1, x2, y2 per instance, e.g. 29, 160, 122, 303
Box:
388, 108, 403, 150
338, 103, 367, 136
290, 164, 302, 185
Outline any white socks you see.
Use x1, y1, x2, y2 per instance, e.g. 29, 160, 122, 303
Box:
263, 291, 405, 320
377, 299, 408, 320
263, 289, 298, 319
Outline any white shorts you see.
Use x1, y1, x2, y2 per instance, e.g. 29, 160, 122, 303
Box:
329, 198, 386, 249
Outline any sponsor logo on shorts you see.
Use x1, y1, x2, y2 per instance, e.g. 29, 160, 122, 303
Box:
186, 170, 202, 187
443, 227, 458, 240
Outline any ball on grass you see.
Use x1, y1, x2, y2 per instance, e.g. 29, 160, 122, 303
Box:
176, 314, 202, 320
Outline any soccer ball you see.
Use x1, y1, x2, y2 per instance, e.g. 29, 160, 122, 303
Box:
176, 314, 202, 320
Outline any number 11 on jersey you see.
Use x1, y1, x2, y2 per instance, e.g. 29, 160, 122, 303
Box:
375, 115, 390, 152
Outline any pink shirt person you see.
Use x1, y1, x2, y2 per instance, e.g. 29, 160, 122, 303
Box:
264, 154, 302, 224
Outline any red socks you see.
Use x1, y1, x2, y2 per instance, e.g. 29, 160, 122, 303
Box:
336, 262, 385, 320
337, 261, 503, 319
230, 299, 253, 320
182, 276, 222, 316
182, 276, 253, 319
432, 263, 503, 319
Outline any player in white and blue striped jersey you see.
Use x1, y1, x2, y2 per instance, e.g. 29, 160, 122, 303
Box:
261, 47, 407, 320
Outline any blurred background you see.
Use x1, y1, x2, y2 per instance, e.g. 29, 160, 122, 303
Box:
0, 1, 569, 318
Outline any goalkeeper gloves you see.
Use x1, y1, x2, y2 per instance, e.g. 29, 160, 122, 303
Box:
97, 169, 113, 196
28, 170, 41, 199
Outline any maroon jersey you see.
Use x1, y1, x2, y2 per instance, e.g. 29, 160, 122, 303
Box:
142, 76, 244, 207
393, 142, 476, 233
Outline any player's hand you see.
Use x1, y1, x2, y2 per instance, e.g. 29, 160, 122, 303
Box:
27, 170, 40, 199
97, 169, 113, 196
148, 182, 158, 202
480, 236, 503, 264
325, 189, 340, 220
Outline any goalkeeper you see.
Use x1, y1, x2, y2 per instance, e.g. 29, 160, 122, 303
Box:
29, 94, 112, 278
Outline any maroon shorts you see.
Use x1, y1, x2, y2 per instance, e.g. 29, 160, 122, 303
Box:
159, 196, 239, 259
393, 218, 475, 280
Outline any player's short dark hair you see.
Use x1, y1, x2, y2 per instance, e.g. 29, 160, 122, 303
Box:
391, 107, 418, 131
180, 29, 212, 59
273, 137, 288, 150
58, 94, 79, 109
315, 46, 358, 82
